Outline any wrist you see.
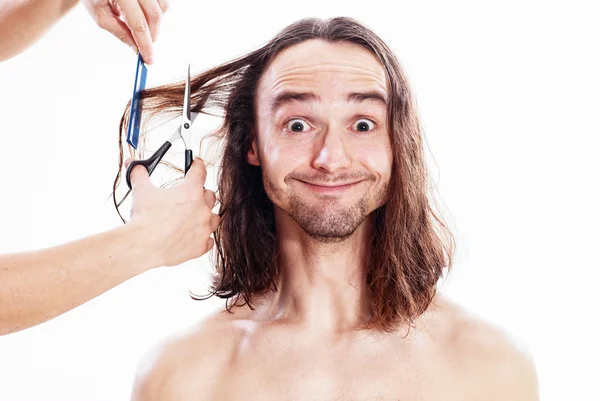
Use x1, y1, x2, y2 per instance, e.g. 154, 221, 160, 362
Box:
121, 220, 166, 272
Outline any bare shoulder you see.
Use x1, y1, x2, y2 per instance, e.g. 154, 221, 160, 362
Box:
131, 306, 245, 401
422, 296, 539, 401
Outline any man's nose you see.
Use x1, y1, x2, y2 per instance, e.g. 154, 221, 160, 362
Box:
310, 126, 352, 173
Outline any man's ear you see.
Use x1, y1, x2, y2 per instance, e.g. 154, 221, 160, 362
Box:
247, 136, 261, 166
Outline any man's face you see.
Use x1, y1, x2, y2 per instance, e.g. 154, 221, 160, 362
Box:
249, 39, 393, 241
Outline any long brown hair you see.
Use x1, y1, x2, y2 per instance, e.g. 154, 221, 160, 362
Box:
113, 17, 455, 332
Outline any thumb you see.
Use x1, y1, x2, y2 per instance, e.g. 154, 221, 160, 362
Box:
97, 11, 137, 54
128, 164, 152, 190
183, 157, 208, 188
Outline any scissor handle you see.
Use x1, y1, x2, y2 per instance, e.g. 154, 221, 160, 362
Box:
126, 141, 172, 190
184, 149, 193, 175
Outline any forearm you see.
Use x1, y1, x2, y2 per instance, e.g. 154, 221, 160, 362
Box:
0, 0, 79, 62
0, 222, 162, 335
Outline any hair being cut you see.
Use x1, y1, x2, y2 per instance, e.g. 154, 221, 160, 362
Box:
113, 17, 455, 332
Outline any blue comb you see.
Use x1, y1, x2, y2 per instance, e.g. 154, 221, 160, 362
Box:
126, 53, 148, 149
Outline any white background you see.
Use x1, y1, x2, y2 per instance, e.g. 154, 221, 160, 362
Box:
0, 0, 598, 400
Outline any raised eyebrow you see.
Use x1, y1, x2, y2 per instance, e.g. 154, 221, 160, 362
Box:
268, 90, 388, 114
346, 91, 388, 106
269, 91, 320, 114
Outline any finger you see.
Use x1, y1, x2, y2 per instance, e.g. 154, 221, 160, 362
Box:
115, 0, 155, 64
157, 0, 169, 13
129, 164, 153, 190
124, 158, 134, 168
203, 189, 217, 209
209, 214, 221, 232
138, 0, 163, 43
184, 157, 208, 188
205, 237, 215, 253
97, 10, 137, 51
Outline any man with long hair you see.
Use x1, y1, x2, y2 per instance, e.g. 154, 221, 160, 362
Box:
126, 17, 538, 400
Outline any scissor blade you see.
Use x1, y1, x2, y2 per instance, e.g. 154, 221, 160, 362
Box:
176, 112, 200, 135
177, 111, 200, 148
183, 64, 191, 122
116, 188, 132, 208
190, 111, 199, 125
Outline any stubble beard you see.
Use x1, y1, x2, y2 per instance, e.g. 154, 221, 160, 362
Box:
263, 175, 387, 244
287, 193, 369, 243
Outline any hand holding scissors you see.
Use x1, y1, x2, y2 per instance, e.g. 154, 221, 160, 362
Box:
119, 63, 220, 265
118, 65, 197, 207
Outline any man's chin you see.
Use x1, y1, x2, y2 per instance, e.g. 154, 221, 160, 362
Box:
292, 210, 363, 239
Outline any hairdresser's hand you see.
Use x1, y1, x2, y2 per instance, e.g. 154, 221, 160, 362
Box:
125, 157, 220, 268
81, 0, 169, 64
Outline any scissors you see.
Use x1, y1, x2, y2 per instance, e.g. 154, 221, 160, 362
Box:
117, 65, 198, 207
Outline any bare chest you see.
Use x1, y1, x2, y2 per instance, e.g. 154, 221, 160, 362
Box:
203, 333, 459, 401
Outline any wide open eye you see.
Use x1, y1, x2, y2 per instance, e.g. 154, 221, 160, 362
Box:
285, 119, 311, 133
353, 118, 376, 132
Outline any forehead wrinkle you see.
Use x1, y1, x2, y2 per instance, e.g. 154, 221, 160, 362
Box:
257, 45, 390, 112
275, 62, 384, 76
270, 65, 386, 88
267, 73, 388, 100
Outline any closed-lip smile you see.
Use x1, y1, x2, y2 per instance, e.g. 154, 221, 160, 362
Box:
298, 179, 364, 193
302, 181, 361, 187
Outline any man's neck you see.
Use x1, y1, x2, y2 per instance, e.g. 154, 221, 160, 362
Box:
255, 213, 374, 335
